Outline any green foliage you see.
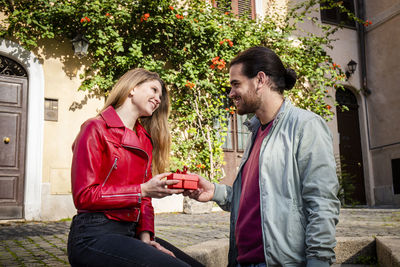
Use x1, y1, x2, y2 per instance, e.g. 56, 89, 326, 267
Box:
336, 155, 358, 206
355, 255, 377, 265
0, 0, 364, 182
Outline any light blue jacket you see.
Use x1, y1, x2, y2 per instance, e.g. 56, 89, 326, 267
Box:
213, 99, 340, 267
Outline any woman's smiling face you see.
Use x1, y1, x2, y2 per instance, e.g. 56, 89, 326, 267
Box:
130, 79, 162, 117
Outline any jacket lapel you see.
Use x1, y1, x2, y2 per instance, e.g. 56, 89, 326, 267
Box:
100, 106, 152, 153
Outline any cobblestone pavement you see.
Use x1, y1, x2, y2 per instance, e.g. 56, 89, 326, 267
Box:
0, 208, 399, 266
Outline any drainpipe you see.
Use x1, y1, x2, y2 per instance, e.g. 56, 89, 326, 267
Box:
356, 0, 375, 206
356, 0, 371, 149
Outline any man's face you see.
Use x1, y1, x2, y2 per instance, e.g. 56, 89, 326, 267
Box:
229, 63, 261, 115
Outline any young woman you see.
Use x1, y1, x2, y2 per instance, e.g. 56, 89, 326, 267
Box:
68, 68, 203, 267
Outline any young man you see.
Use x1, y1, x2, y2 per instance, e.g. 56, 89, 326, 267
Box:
185, 47, 340, 266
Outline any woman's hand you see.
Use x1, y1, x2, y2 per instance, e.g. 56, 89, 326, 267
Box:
139, 231, 175, 257
148, 241, 176, 257
141, 172, 184, 198
183, 175, 215, 202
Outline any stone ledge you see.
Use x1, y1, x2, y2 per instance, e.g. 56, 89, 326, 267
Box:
376, 236, 400, 267
183, 238, 229, 267
184, 236, 400, 267
335, 236, 376, 264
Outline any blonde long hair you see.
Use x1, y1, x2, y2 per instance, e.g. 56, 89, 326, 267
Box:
102, 68, 171, 174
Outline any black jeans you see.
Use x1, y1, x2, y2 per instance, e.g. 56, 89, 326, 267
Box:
67, 213, 204, 267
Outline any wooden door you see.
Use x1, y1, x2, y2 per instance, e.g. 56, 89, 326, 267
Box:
0, 75, 28, 219
336, 88, 366, 205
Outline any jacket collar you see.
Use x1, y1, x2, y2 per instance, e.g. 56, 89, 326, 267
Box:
100, 106, 125, 128
244, 98, 292, 133
100, 106, 152, 152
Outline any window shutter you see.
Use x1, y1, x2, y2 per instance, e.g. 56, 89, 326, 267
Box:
320, 0, 356, 28
238, 0, 253, 19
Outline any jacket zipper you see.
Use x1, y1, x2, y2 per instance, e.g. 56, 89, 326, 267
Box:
102, 157, 118, 187
100, 157, 141, 198
122, 145, 151, 204
100, 146, 149, 202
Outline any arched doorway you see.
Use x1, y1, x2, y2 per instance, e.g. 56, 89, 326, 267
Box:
336, 87, 366, 205
0, 55, 28, 219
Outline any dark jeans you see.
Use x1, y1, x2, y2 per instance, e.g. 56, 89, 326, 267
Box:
67, 213, 204, 267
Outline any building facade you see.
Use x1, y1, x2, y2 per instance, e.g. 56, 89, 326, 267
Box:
0, 0, 399, 221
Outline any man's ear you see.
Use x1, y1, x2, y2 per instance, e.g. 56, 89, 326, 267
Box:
256, 71, 269, 90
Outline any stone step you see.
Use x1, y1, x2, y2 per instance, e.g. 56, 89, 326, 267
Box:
184, 236, 400, 267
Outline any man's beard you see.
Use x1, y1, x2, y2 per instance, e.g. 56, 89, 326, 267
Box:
236, 93, 261, 115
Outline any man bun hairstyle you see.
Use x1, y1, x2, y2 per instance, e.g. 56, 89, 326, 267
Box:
229, 46, 297, 94
284, 68, 297, 90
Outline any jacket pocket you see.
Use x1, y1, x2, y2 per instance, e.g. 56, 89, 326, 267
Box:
287, 202, 306, 257
102, 156, 119, 188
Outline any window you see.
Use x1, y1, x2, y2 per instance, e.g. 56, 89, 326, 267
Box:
320, 0, 356, 28
218, 113, 252, 152
392, 158, 400, 195
213, 0, 255, 19
44, 98, 58, 121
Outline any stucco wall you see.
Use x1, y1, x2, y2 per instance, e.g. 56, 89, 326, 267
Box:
38, 40, 184, 220
289, 0, 377, 205
364, 1, 400, 205
38, 39, 104, 220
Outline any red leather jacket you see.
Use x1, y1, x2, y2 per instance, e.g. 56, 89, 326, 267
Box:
71, 106, 154, 236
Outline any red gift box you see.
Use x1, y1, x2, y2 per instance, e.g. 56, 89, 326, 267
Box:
167, 166, 199, 190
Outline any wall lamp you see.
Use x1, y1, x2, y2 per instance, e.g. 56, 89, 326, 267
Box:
71, 34, 89, 58
345, 59, 357, 80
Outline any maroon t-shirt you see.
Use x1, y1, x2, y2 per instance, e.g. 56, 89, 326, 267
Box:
235, 121, 273, 264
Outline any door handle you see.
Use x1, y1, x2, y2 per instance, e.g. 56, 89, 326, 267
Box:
3, 137, 10, 144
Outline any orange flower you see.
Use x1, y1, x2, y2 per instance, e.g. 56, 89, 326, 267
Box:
211, 56, 226, 70
80, 16, 91, 23
141, 13, 150, 22
225, 107, 229, 111
210, 64, 215, 69
212, 56, 220, 64
175, 14, 184, 19
185, 81, 195, 89
105, 13, 111, 17
326, 105, 332, 110
364, 20, 372, 26
219, 39, 233, 47
196, 164, 202, 168
169, 6, 174, 10
225, 12, 229, 15
193, 18, 198, 22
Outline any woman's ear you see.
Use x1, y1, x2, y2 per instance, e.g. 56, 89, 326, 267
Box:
129, 88, 135, 97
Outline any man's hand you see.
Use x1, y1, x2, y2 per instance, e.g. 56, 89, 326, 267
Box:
141, 173, 184, 198
183, 175, 215, 202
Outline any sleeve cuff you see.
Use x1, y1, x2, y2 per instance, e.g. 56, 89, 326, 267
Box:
212, 183, 227, 203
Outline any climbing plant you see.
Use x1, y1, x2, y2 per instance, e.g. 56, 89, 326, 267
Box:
0, 0, 366, 182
